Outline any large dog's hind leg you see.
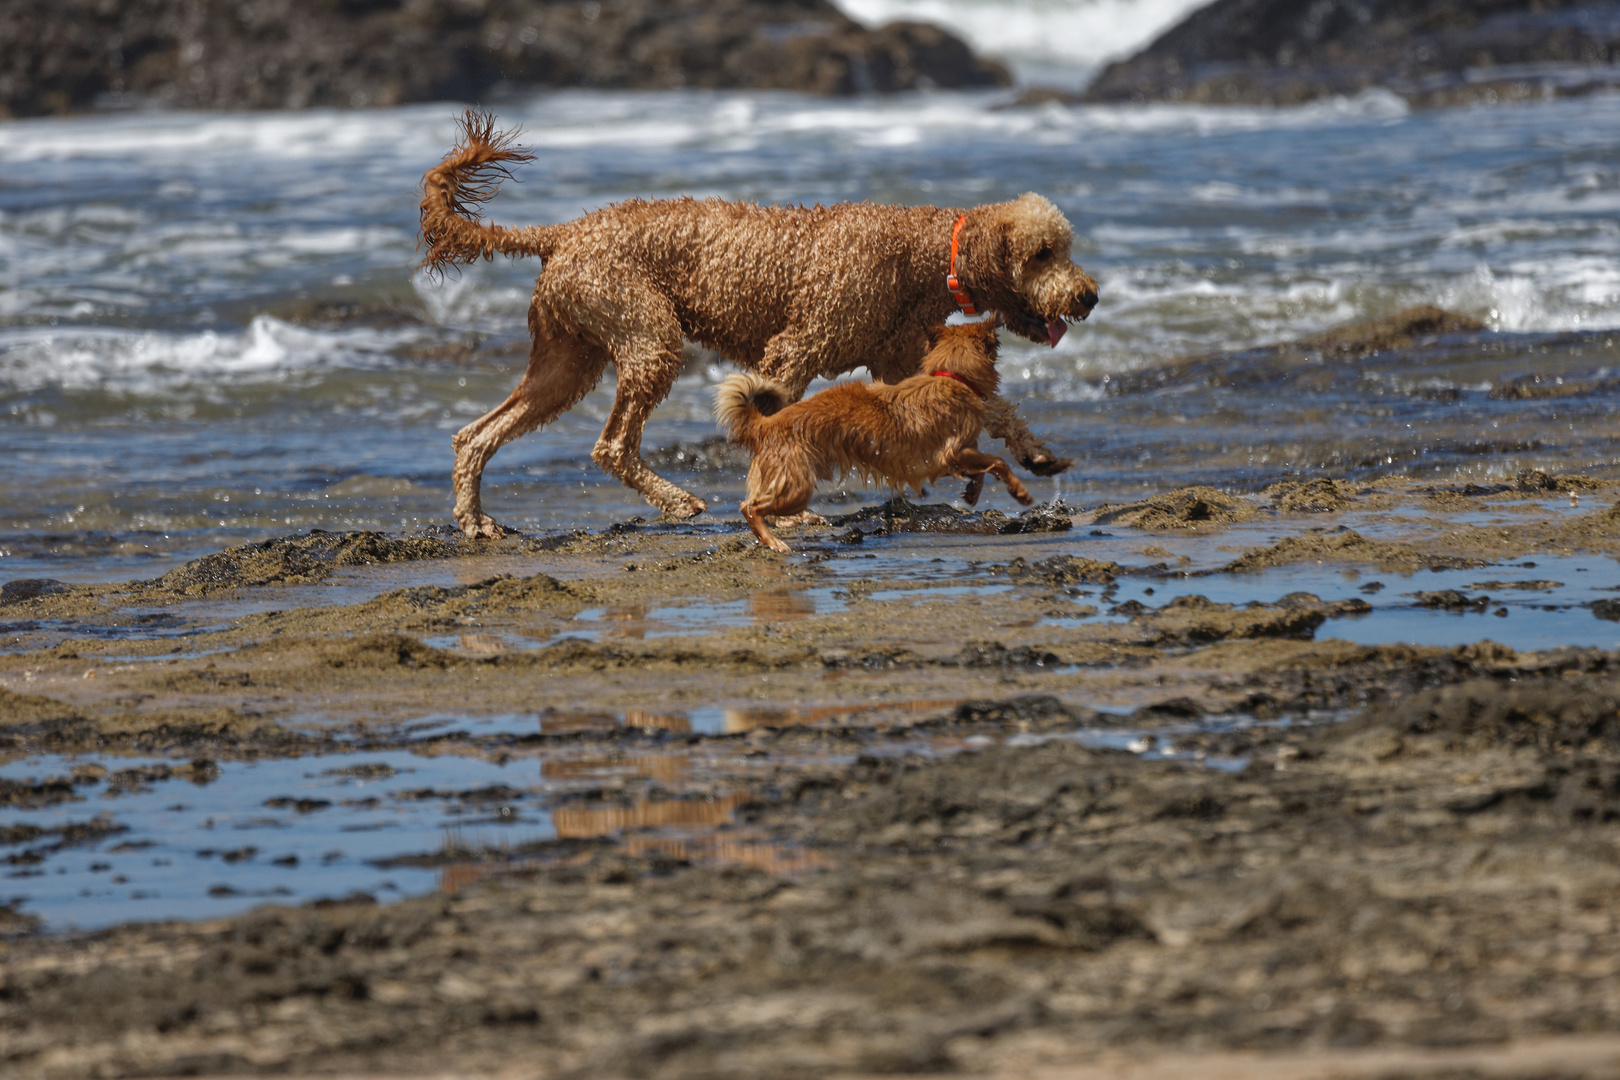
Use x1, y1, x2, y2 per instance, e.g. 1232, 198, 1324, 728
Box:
451, 324, 608, 538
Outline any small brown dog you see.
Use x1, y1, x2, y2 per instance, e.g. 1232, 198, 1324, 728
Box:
714, 318, 1032, 553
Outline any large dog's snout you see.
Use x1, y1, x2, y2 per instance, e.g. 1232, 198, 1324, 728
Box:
1073, 277, 1099, 320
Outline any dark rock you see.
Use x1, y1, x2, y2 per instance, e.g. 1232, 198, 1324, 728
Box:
0, 0, 1008, 118
1081, 0, 1620, 108
1103, 307, 1487, 398
1414, 589, 1491, 612
1347, 675, 1620, 753
831, 498, 1027, 536
956, 642, 1061, 669
0, 579, 69, 606
999, 501, 1076, 534
998, 554, 1121, 586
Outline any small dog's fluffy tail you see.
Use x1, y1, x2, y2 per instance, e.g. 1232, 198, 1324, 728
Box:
714, 373, 790, 446
419, 109, 560, 276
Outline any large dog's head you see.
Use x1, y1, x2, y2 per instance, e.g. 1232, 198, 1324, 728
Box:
958, 193, 1098, 347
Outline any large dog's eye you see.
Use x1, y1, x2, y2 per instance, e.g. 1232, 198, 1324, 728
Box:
1034, 246, 1052, 261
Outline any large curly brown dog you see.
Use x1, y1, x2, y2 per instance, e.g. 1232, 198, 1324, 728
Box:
420, 110, 1098, 538
716, 318, 1031, 553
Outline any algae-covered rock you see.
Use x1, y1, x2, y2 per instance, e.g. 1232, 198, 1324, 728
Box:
1221, 529, 1488, 573
154, 531, 461, 594
1092, 486, 1259, 531
1263, 478, 1359, 514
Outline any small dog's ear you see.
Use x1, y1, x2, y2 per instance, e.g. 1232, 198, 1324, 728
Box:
924, 323, 947, 346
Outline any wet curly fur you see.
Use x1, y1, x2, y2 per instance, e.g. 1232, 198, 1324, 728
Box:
716, 318, 1032, 553
420, 110, 1096, 537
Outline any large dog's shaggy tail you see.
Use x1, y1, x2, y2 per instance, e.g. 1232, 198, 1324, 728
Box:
715, 373, 791, 447
419, 109, 560, 276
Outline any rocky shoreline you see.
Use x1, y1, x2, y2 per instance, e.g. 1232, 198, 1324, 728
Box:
0, 0, 1007, 118
8, 0, 1619, 118
3, 453, 1620, 1074
1, 309, 1618, 1073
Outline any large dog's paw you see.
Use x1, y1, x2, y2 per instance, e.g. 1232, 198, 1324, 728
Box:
456, 513, 508, 539
1020, 451, 1073, 477
655, 495, 708, 522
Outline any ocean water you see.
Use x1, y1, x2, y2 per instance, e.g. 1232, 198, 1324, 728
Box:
2, 84, 1620, 582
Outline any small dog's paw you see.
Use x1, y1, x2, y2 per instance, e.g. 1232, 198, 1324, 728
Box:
1015, 489, 1036, 506
764, 537, 793, 554
1020, 453, 1073, 477
961, 475, 985, 506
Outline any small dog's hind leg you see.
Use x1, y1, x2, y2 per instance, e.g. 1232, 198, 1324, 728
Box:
947, 448, 1035, 507
742, 503, 793, 553
741, 460, 815, 553
452, 325, 608, 538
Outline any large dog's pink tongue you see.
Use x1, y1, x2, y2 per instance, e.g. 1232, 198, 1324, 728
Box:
1046, 317, 1067, 347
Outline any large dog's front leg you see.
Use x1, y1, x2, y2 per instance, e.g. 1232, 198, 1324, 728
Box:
592, 343, 708, 519
984, 394, 1071, 477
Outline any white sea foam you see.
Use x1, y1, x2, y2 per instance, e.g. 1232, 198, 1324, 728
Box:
2, 90, 1617, 397
0, 107, 457, 165
0, 317, 426, 395
834, 0, 1209, 80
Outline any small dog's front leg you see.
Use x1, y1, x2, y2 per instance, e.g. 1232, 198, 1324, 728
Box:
984, 394, 1072, 477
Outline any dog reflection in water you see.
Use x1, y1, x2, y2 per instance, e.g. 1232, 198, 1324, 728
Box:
715, 318, 1032, 553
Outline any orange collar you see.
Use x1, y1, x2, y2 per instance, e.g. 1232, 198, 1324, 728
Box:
947, 214, 978, 316
932, 369, 984, 399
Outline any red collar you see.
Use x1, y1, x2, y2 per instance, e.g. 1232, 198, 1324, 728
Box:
932, 369, 984, 399
947, 214, 978, 316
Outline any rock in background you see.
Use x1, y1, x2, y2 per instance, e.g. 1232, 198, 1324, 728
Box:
0, 0, 1009, 118
1081, 0, 1620, 107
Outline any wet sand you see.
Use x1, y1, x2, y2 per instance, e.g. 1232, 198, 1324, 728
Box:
3, 477, 1620, 1078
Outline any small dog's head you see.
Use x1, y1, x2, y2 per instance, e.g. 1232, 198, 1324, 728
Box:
922, 317, 1002, 397
959, 193, 1098, 348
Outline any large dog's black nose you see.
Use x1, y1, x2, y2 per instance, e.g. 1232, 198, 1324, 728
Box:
1082, 286, 1099, 309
